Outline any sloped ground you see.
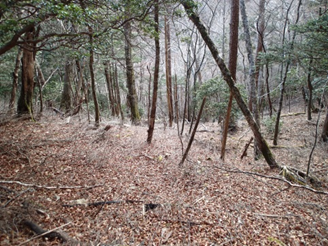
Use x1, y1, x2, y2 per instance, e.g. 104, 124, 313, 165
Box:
0, 110, 328, 245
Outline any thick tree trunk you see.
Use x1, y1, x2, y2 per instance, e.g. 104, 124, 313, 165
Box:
180, 0, 279, 169
9, 48, 22, 114
221, 0, 239, 160
322, 109, 328, 142
147, 0, 160, 143
60, 60, 73, 112
17, 28, 36, 115
124, 21, 141, 125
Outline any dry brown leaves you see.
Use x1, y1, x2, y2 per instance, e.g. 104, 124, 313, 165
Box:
0, 111, 328, 245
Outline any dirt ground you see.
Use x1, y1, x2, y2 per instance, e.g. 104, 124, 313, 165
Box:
0, 107, 328, 245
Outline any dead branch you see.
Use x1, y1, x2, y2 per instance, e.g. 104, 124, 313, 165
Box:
254, 213, 300, 219
240, 137, 253, 159
0, 180, 103, 190
20, 220, 71, 245
209, 166, 328, 195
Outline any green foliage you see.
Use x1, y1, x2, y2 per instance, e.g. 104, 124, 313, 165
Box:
195, 77, 243, 122
263, 115, 283, 134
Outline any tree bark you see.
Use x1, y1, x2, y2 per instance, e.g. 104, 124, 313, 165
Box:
322, 108, 328, 142
147, 0, 160, 143
60, 60, 73, 112
17, 28, 36, 115
180, 0, 279, 169
221, 0, 239, 160
88, 27, 100, 126
240, 0, 260, 159
165, 15, 174, 127
9, 48, 22, 114
124, 21, 141, 125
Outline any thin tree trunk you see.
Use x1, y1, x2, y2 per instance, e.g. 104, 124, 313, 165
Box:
9, 48, 22, 114
273, 0, 301, 145
240, 0, 260, 159
35, 61, 45, 113
147, 0, 160, 143
165, 15, 174, 127
104, 61, 116, 116
180, 0, 279, 169
88, 27, 100, 126
307, 57, 313, 120
221, 0, 239, 160
179, 97, 206, 166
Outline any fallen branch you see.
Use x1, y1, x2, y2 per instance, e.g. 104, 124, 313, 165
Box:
0, 180, 103, 190
20, 220, 71, 245
209, 166, 328, 195
63, 199, 144, 207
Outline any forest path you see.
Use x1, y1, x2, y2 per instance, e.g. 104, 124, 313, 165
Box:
0, 111, 328, 245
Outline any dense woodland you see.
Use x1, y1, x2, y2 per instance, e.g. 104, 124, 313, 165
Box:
1, 0, 328, 245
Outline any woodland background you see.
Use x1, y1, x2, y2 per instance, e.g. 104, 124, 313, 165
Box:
0, 0, 328, 245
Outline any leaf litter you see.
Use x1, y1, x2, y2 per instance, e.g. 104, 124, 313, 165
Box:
0, 111, 328, 245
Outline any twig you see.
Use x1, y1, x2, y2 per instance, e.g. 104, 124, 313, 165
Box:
254, 213, 300, 219
0, 180, 103, 190
240, 137, 253, 159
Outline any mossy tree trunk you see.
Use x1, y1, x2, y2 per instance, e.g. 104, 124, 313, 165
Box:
17, 28, 36, 115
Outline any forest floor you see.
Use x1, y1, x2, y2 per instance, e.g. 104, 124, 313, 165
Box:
0, 106, 328, 245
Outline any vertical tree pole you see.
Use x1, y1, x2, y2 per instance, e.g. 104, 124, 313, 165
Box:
221, 0, 239, 160
240, 0, 260, 159
88, 26, 100, 126
147, 0, 160, 143
165, 14, 174, 127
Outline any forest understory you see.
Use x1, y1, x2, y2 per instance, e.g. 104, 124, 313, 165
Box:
1, 105, 328, 245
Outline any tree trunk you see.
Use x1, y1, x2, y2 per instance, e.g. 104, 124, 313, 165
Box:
88, 27, 100, 126
60, 60, 73, 112
240, 0, 260, 159
322, 108, 328, 142
9, 48, 22, 114
165, 15, 174, 127
221, 0, 239, 160
180, 0, 279, 169
273, 0, 302, 145
147, 0, 160, 143
17, 28, 36, 115
124, 21, 141, 125
307, 57, 313, 120
35, 61, 45, 113
104, 61, 116, 116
